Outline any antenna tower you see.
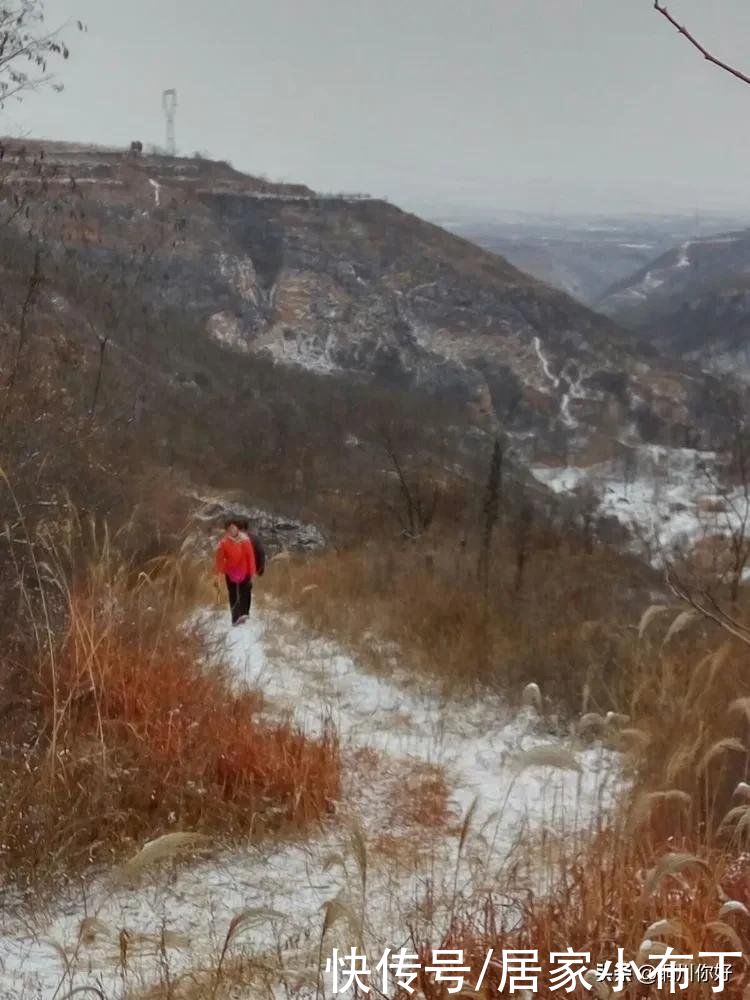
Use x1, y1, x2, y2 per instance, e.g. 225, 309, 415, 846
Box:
162, 88, 177, 156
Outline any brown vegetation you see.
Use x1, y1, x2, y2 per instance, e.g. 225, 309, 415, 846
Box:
5, 141, 750, 1000
0, 513, 340, 884
265, 531, 653, 714
407, 613, 750, 999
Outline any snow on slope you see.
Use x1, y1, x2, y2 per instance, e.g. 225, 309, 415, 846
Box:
602, 234, 744, 309
533, 335, 579, 429
0, 603, 620, 999
532, 444, 745, 560
675, 241, 691, 270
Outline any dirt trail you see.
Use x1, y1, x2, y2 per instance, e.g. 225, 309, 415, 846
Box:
0, 602, 620, 999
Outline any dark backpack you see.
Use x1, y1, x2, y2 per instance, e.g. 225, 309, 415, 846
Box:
249, 533, 266, 576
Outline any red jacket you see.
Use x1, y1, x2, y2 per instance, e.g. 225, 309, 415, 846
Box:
215, 535, 257, 581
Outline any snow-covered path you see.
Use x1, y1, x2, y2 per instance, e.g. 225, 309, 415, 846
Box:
223, 605, 618, 821
0, 603, 620, 999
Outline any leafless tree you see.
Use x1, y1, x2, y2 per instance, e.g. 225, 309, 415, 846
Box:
664, 406, 750, 635
2, 244, 41, 409
695, 437, 750, 607
478, 437, 503, 598
379, 425, 439, 539
0, 2, 84, 106
666, 563, 750, 647
621, 445, 637, 500
574, 481, 599, 555
513, 500, 533, 595
88, 332, 110, 419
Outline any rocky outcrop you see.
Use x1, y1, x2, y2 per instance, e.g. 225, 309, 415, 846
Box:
191, 496, 326, 554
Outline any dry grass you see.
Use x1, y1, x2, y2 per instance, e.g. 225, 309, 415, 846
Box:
264, 540, 647, 713
628, 613, 750, 839
408, 612, 750, 999
40, 607, 750, 1000
0, 513, 340, 884
387, 760, 454, 832
3, 514, 750, 998
442, 836, 750, 998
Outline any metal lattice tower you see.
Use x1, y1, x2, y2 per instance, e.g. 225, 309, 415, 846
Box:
162, 89, 177, 156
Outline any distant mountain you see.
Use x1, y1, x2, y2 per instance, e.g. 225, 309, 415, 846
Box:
598, 230, 750, 376
432, 213, 745, 306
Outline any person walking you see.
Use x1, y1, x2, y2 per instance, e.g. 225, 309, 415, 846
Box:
215, 517, 257, 625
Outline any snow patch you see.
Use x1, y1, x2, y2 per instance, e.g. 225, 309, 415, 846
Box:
675, 241, 691, 269
261, 331, 343, 375
700, 235, 742, 245
531, 444, 744, 562
533, 336, 578, 429
206, 311, 248, 352
533, 335, 559, 389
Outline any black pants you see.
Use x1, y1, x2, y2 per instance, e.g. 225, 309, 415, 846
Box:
225, 576, 252, 623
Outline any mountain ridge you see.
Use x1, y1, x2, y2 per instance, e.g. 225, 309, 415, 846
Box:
597, 227, 750, 376
0, 138, 742, 463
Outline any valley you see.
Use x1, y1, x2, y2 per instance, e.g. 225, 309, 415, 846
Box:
433, 210, 748, 305
1, 140, 742, 472
7, 2, 750, 995
2, 141, 750, 1000
598, 227, 750, 379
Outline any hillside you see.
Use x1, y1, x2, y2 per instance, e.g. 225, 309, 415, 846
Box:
4, 144, 750, 1000
598, 228, 750, 375
0, 139, 739, 468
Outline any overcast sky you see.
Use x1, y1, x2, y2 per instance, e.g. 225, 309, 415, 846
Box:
9, 0, 750, 219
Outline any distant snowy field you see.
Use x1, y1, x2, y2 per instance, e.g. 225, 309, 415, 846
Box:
531, 443, 745, 562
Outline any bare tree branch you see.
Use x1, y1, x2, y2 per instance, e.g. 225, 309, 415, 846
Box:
665, 563, 750, 646
0, 3, 84, 107
478, 436, 502, 598
89, 333, 110, 420
2, 245, 42, 415
654, 2, 750, 87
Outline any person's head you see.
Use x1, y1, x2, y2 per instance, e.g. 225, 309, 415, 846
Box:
223, 516, 240, 538
236, 517, 250, 533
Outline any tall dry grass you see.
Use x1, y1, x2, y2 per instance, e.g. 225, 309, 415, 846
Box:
0, 509, 340, 884
408, 610, 750, 999
262, 560, 750, 998
264, 538, 647, 714
25, 592, 750, 1000
3, 502, 749, 996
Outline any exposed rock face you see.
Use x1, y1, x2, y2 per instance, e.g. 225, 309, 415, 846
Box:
191, 496, 326, 554
1, 139, 740, 463
206, 311, 249, 352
